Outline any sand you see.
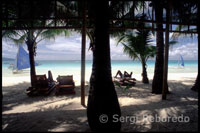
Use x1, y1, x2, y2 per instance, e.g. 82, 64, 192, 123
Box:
2, 73, 198, 132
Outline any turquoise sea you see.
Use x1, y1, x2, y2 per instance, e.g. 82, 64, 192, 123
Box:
2, 59, 198, 78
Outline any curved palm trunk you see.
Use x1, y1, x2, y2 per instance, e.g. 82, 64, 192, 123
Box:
141, 58, 149, 84
27, 30, 36, 87
152, 1, 168, 94
87, 1, 121, 131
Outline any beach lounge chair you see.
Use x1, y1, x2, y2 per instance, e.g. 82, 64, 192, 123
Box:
55, 75, 76, 95
26, 71, 57, 96
114, 70, 136, 86
114, 77, 136, 86
120, 78, 136, 86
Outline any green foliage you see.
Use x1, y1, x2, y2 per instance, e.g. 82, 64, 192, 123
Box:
168, 40, 178, 50
123, 85, 131, 92
113, 81, 131, 92
39, 29, 70, 41
2, 1, 71, 52
117, 24, 156, 62
3, 28, 70, 54
113, 81, 121, 88
171, 25, 197, 39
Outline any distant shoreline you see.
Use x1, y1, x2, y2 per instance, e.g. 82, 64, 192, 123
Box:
2, 58, 199, 62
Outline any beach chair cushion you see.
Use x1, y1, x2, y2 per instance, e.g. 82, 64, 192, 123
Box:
26, 74, 57, 96
33, 74, 49, 88
57, 75, 74, 85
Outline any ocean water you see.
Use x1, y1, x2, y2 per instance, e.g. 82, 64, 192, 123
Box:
2, 59, 198, 79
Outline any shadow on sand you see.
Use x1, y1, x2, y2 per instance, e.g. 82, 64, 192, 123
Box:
2, 79, 198, 132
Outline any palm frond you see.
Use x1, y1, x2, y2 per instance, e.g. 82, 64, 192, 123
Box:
169, 40, 178, 45
40, 29, 70, 41
121, 42, 140, 60
116, 35, 126, 46
171, 25, 196, 39
116, 23, 156, 63
9, 34, 27, 45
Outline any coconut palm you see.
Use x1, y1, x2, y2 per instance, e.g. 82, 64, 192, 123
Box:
87, 1, 121, 131
192, 2, 199, 92
117, 24, 156, 84
151, 0, 166, 94
87, 1, 146, 51
3, 28, 69, 86
2, 0, 72, 87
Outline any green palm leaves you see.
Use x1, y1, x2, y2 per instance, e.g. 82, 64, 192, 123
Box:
117, 26, 156, 63
116, 24, 156, 84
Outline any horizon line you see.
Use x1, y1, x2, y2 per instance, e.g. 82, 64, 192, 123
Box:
2, 57, 198, 61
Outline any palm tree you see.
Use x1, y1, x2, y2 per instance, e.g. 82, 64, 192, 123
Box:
87, 1, 121, 131
3, 28, 69, 86
117, 25, 156, 84
151, 0, 166, 94
2, 0, 83, 87
190, 3, 199, 92
192, 2, 199, 92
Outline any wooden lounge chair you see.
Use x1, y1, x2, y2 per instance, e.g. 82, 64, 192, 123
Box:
114, 77, 136, 86
55, 75, 76, 95
120, 79, 136, 86
26, 71, 57, 96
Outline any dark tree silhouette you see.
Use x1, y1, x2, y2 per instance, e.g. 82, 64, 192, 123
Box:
191, 2, 199, 92
152, 0, 169, 94
87, 1, 121, 131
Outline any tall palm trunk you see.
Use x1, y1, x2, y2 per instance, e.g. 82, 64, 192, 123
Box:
152, 1, 168, 94
86, 30, 95, 51
141, 58, 149, 84
26, 30, 36, 87
191, 3, 199, 92
87, 1, 121, 131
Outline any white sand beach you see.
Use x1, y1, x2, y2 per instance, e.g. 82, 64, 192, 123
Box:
2, 73, 198, 132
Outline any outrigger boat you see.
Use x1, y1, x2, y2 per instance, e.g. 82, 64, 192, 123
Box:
10, 45, 39, 74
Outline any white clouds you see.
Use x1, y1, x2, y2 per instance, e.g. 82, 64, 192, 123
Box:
46, 42, 81, 52
36, 35, 92, 60
42, 36, 91, 52
2, 40, 19, 58
169, 42, 197, 60
2, 41, 18, 51
110, 38, 130, 60
2, 33, 198, 60
75, 37, 82, 42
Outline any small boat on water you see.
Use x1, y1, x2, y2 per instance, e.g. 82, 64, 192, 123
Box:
178, 55, 184, 68
10, 45, 39, 74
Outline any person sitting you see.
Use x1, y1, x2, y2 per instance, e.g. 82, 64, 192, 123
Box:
114, 70, 133, 78
124, 71, 133, 78
114, 70, 136, 86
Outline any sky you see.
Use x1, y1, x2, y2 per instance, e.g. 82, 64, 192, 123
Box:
2, 32, 198, 60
